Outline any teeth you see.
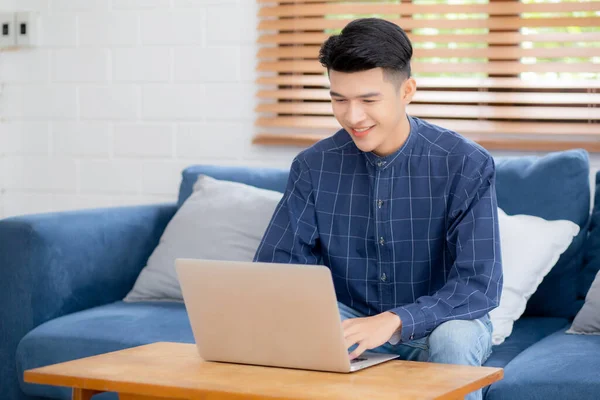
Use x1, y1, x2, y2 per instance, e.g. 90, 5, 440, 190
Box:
354, 127, 371, 132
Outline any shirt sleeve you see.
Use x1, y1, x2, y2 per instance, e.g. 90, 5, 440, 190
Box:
389, 155, 503, 343
253, 156, 321, 265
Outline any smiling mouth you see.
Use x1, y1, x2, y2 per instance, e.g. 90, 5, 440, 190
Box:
350, 125, 375, 137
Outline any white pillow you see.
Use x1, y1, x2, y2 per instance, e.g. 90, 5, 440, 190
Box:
490, 208, 580, 345
124, 175, 282, 302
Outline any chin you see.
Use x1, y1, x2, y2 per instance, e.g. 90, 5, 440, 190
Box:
351, 138, 378, 154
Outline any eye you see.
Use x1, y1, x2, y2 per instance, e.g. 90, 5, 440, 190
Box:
363, 99, 376, 103
333, 98, 347, 103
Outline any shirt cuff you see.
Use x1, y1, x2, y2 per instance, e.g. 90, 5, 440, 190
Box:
388, 330, 402, 345
389, 304, 434, 343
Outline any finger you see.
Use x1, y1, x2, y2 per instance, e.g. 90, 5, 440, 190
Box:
342, 321, 361, 338
344, 332, 363, 349
341, 318, 355, 329
343, 324, 360, 338
349, 342, 368, 360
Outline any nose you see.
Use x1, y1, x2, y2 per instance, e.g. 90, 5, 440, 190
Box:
345, 102, 366, 126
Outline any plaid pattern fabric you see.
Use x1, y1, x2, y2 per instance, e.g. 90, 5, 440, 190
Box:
254, 116, 503, 343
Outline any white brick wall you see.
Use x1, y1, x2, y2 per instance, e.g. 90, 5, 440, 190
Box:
3, 0, 595, 220
0, 0, 299, 219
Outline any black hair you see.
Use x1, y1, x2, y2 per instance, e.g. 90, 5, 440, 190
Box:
318, 18, 413, 85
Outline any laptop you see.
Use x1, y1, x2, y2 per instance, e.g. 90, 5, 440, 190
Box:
175, 258, 399, 373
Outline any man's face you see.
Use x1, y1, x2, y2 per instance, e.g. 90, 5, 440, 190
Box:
329, 67, 415, 156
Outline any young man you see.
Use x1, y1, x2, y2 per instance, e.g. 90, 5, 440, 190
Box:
254, 18, 503, 400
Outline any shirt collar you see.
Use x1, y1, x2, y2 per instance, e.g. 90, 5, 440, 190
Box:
363, 115, 418, 170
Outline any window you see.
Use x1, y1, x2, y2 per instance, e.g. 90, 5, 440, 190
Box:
255, 0, 600, 152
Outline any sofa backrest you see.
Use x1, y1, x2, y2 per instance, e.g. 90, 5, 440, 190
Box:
179, 149, 591, 319
177, 165, 289, 208
581, 171, 600, 305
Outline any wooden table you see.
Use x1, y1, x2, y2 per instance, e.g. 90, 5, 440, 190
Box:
24, 342, 503, 400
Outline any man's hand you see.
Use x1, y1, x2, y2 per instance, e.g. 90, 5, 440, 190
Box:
343, 312, 402, 360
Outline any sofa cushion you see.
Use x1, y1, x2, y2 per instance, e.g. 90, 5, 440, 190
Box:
494, 149, 590, 318
125, 175, 283, 302
490, 209, 578, 345
484, 328, 600, 400
16, 301, 193, 400
483, 317, 568, 400
568, 269, 600, 335
177, 164, 288, 208
484, 316, 569, 369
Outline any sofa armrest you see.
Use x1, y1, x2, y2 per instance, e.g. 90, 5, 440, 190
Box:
0, 203, 177, 400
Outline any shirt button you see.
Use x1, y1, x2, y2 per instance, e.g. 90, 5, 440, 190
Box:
379, 237, 385, 245
377, 199, 384, 208
381, 273, 387, 282
376, 161, 386, 167
410, 334, 415, 340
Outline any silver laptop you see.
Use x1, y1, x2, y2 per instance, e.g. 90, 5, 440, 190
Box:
175, 258, 399, 373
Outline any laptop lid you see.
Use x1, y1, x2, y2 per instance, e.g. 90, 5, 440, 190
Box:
176, 258, 352, 373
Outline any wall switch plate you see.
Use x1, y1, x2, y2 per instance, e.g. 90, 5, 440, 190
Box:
0, 12, 16, 48
16, 11, 35, 47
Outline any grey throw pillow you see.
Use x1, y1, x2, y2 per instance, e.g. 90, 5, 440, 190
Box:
124, 174, 282, 302
567, 270, 600, 335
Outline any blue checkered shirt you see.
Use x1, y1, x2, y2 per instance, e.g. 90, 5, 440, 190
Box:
254, 116, 503, 343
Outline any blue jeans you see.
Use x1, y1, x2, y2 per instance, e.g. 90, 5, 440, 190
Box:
338, 302, 493, 400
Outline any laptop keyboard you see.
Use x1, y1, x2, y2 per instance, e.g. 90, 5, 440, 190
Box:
350, 357, 367, 363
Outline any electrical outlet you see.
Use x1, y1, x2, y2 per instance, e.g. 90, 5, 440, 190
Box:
16, 12, 34, 47
0, 12, 16, 49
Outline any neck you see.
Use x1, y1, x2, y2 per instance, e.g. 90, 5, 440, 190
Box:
373, 114, 410, 157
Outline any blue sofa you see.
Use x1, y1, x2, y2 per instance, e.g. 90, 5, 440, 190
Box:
1, 149, 600, 400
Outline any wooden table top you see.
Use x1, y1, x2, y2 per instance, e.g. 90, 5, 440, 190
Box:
24, 342, 503, 400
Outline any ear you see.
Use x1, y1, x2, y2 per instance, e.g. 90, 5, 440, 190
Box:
402, 77, 417, 104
